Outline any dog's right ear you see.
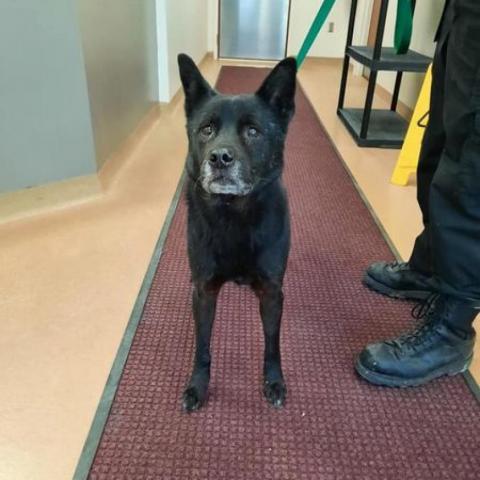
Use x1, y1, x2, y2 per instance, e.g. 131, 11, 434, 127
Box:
256, 57, 296, 124
178, 54, 215, 117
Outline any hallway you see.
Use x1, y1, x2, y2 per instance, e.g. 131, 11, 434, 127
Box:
0, 55, 478, 480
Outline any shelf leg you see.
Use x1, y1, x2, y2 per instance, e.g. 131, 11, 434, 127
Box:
391, 71, 403, 111
337, 0, 358, 111
360, 0, 389, 139
360, 71, 378, 139
337, 57, 350, 111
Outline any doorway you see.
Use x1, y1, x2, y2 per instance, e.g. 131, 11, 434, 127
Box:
218, 0, 291, 61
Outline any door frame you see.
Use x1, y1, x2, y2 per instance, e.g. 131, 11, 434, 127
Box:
364, 0, 382, 78
352, 0, 375, 77
367, 0, 382, 48
216, 0, 292, 61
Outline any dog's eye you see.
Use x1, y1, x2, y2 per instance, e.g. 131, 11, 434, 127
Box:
246, 126, 259, 137
200, 124, 214, 137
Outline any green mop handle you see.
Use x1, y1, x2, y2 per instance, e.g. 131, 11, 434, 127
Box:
296, 0, 336, 68
394, 0, 414, 54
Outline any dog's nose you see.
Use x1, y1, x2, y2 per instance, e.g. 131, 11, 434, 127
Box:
209, 148, 234, 168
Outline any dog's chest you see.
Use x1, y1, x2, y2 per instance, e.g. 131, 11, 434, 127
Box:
191, 206, 266, 282
210, 220, 258, 274
187, 186, 288, 283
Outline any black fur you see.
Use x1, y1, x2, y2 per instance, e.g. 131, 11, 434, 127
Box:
177, 54, 296, 411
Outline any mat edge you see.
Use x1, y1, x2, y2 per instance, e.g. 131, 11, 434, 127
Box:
297, 81, 480, 403
72, 169, 187, 480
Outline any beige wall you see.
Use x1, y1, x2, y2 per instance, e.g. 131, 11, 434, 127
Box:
76, 0, 159, 169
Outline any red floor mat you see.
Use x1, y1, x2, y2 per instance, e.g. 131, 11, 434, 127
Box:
88, 67, 480, 479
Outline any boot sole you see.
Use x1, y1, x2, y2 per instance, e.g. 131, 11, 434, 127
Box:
355, 354, 473, 388
362, 273, 432, 301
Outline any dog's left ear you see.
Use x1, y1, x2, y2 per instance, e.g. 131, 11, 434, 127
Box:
256, 57, 297, 123
178, 53, 215, 117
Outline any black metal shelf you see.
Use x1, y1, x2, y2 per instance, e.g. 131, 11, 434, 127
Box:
338, 108, 408, 148
337, 0, 430, 149
346, 46, 431, 72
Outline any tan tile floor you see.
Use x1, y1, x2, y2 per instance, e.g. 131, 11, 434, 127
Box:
0, 56, 477, 480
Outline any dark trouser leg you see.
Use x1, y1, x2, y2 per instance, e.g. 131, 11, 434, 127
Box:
182, 279, 222, 411
429, 1, 480, 305
408, 11, 450, 275
252, 278, 286, 408
362, 9, 451, 299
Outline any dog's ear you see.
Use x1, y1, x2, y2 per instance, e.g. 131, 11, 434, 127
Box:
178, 53, 215, 117
256, 57, 297, 123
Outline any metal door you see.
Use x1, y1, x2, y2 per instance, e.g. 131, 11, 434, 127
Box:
219, 0, 290, 60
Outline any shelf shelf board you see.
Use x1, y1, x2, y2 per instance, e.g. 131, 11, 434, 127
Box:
337, 108, 409, 148
346, 46, 431, 72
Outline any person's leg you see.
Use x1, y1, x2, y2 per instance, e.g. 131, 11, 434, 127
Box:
363, 14, 451, 299
429, 0, 480, 305
356, 0, 480, 387
407, 38, 448, 276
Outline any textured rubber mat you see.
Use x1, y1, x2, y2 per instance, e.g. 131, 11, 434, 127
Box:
87, 67, 479, 479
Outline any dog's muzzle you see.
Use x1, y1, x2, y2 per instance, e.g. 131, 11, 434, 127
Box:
200, 147, 252, 196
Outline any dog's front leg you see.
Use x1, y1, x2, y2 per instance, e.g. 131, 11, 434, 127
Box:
182, 279, 221, 412
254, 279, 286, 408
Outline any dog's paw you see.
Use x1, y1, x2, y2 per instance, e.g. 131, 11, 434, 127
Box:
182, 386, 204, 412
263, 380, 286, 408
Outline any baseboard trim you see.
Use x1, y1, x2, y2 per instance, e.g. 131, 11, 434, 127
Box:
0, 174, 102, 225
98, 103, 161, 190
0, 102, 163, 226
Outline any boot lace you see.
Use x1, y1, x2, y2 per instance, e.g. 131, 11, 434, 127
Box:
411, 293, 440, 321
391, 294, 441, 348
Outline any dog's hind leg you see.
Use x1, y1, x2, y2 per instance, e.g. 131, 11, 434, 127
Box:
182, 279, 222, 412
253, 278, 286, 408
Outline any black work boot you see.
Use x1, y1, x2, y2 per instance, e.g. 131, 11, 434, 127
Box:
355, 295, 476, 387
363, 261, 438, 301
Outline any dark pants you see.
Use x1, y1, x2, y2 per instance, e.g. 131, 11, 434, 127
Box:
408, 0, 480, 306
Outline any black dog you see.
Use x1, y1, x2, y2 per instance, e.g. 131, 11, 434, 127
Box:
177, 54, 296, 411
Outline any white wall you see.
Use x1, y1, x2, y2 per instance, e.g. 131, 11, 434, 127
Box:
376, 0, 444, 109
156, 0, 208, 102
287, 0, 351, 58
207, 0, 218, 55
